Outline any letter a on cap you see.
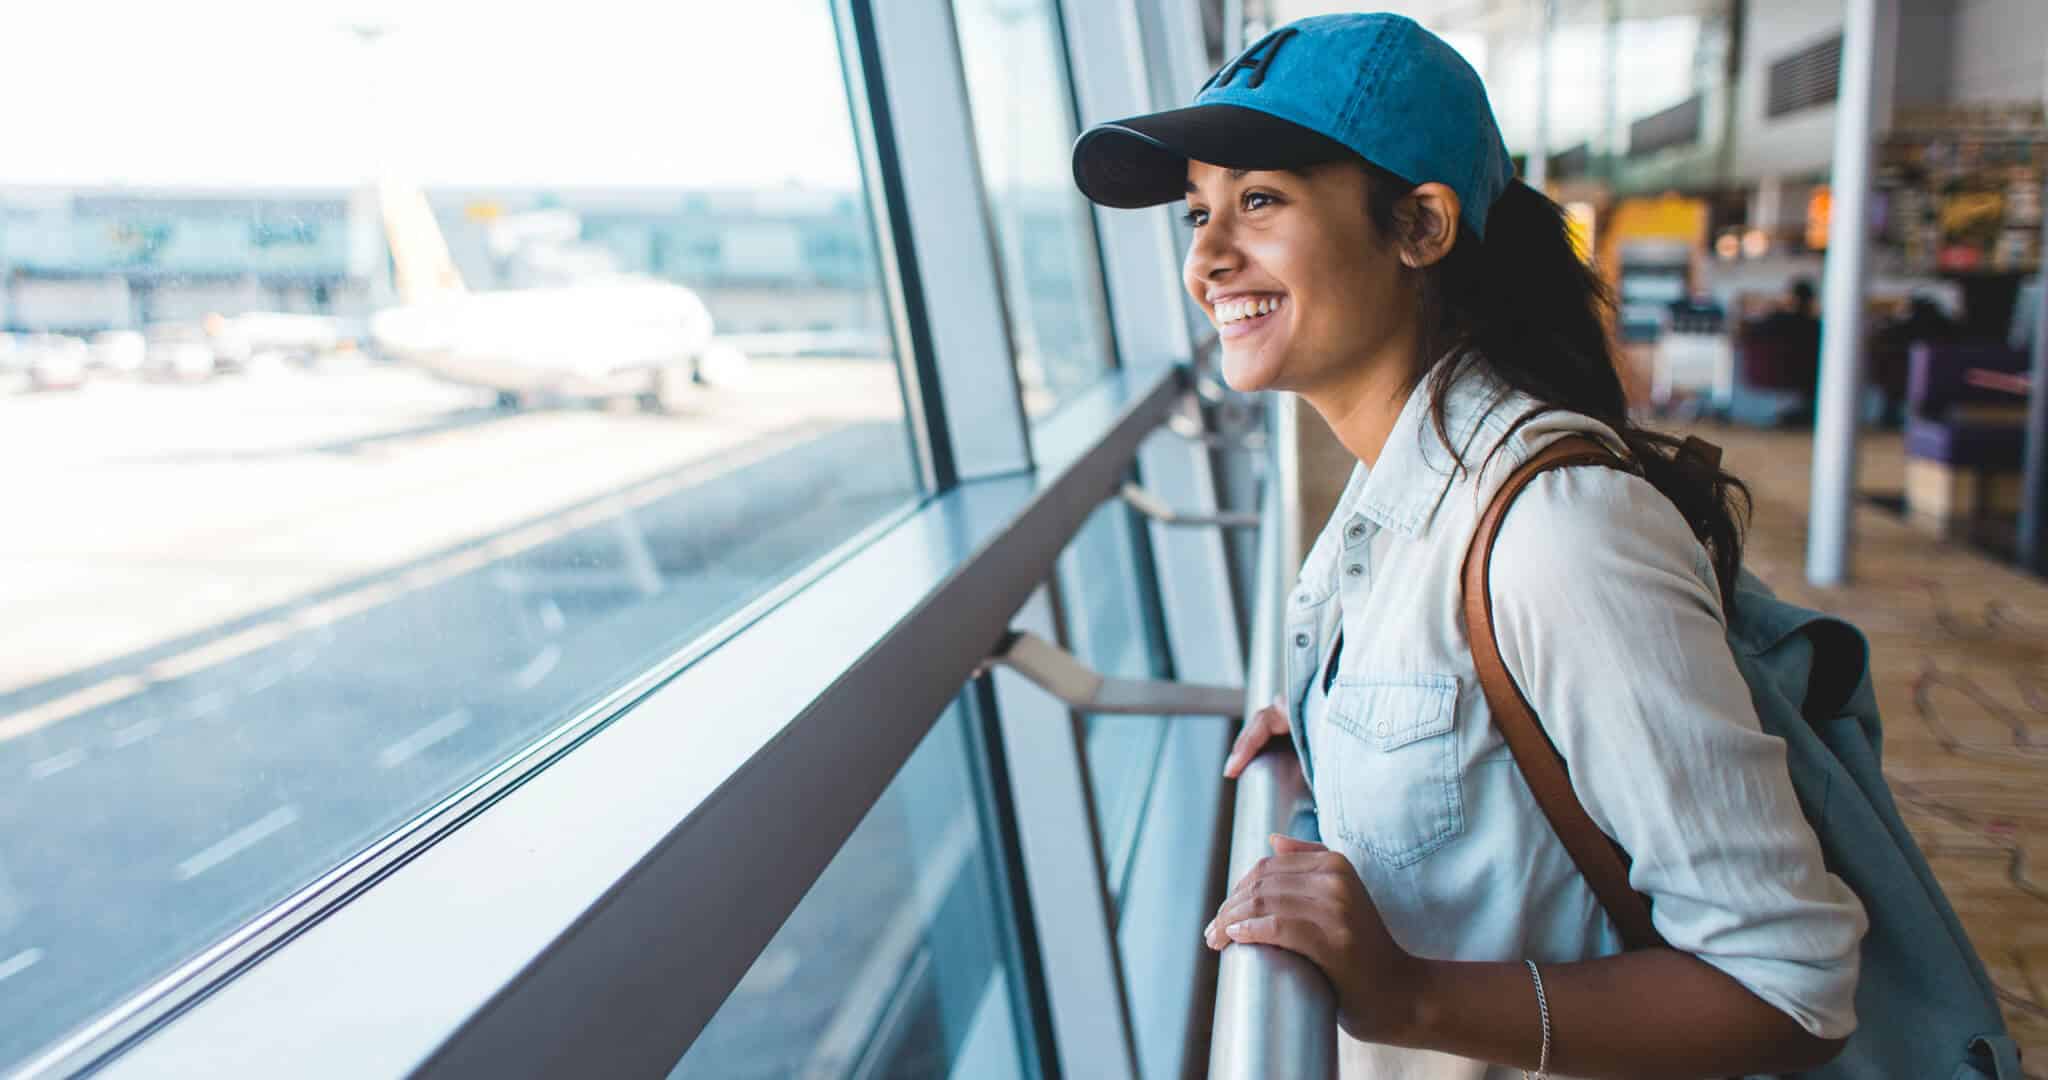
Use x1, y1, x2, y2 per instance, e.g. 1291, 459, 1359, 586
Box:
1202, 27, 1298, 91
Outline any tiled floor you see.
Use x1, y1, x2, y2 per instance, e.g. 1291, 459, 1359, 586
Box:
1694, 424, 2046, 1073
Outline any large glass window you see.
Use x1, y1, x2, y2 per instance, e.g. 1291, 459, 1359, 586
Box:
1056, 497, 1174, 901
0, 4, 918, 1068
951, 0, 1117, 418
670, 702, 1034, 1080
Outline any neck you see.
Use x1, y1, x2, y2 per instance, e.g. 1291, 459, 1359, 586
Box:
1300, 324, 1421, 468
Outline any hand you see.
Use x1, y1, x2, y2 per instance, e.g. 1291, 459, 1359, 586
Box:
1203, 834, 1427, 1045
1223, 699, 1291, 779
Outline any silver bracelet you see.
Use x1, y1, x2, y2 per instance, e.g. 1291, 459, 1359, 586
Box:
1523, 960, 1552, 1080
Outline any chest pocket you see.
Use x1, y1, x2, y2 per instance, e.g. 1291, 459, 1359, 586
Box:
1323, 674, 1464, 868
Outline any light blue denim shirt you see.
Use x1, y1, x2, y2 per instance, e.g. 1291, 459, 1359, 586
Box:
1282, 365, 1867, 1078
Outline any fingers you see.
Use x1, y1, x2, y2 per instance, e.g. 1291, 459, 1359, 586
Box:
1228, 849, 1344, 897
1270, 834, 1326, 855
1223, 700, 1290, 779
1221, 724, 1263, 779
1204, 876, 1336, 948
1219, 911, 1336, 963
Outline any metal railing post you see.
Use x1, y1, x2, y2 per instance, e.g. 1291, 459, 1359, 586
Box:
1207, 475, 1337, 1080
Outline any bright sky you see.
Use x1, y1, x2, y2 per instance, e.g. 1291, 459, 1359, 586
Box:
2, 1, 865, 190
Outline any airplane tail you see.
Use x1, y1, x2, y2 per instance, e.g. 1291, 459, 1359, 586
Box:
378, 180, 468, 304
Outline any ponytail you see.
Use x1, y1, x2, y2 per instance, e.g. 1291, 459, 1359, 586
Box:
1362, 167, 1751, 612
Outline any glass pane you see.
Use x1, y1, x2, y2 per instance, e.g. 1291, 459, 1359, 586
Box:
670, 703, 1030, 1080
951, 0, 1116, 418
0, 3, 917, 1067
1056, 498, 1173, 901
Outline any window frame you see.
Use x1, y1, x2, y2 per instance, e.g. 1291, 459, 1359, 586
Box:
14, 1, 1248, 1075
86, 365, 1191, 1080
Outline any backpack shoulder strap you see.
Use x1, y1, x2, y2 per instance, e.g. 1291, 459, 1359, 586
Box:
1459, 434, 1667, 952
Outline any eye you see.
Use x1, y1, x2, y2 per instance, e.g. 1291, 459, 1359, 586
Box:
1243, 190, 1278, 212
1181, 206, 1209, 227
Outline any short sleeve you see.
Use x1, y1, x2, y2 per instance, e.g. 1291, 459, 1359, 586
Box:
1487, 464, 1868, 1039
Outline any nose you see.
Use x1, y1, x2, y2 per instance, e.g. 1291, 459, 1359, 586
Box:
1184, 217, 1242, 291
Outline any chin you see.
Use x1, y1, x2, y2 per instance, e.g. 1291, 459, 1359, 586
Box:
1219, 345, 1286, 394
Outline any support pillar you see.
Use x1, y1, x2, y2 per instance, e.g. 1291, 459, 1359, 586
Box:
1805, 0, 1889, 587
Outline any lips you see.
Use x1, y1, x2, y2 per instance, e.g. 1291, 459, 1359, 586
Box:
1214, 294, 1286, 339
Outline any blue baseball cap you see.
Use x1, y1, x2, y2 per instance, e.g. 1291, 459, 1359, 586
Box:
1072, 13, 1518, 237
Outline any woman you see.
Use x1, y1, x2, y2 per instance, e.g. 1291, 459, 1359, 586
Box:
1072, 13, 1865, 1079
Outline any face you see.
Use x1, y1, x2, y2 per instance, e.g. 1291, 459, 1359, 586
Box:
1182, 160, 1411, 397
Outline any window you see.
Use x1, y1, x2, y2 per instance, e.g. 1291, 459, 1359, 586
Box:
950, 0, 1116, 418
0, 3, 919, 1068
1056, 497, 1174, 901
669, 702, 1036, 1080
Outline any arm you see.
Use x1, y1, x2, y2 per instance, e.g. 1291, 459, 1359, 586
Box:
1209, 465, 1864, 1075
1209, 838, 1841, 1078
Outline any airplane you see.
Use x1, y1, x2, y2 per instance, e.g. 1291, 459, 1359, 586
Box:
367, 181, 745, 412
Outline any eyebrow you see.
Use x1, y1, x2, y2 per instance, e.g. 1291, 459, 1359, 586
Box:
1185, 168, 1253, 194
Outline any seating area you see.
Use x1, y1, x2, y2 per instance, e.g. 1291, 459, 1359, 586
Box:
1901, 342, 2033, 536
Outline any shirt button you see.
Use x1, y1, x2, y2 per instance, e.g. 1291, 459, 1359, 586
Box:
1294, 633, 1311, 648
1346, 563, 1364, 577
1346, 522, 1365, 541
1376, 721, 1391, 737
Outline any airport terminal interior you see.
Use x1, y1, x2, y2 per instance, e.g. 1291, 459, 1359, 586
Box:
1, 0, 2045, 1076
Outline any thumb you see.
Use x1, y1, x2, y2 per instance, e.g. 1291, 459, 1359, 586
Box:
1270, 833, 1325, 854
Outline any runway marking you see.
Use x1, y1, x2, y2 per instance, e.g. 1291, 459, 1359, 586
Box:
175, 806, 300, 881
378, 709, 472, 768
183, 688, 234, 720
148, 621, 292, 682
0, 422, 831, 744
0, 947, 42, 984
29, 748, 86, 779
242, 665, 285, 695
110, 715, 163, 748
512, 644, 563, 691
0, 675, 150, 741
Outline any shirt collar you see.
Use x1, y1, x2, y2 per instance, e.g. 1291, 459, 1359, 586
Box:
1339, 361, 1507, 539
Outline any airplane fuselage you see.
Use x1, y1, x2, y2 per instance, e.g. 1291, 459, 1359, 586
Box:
369, 278, 715, 401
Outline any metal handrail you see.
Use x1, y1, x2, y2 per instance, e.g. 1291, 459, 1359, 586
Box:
1208, 410, 1339, 1080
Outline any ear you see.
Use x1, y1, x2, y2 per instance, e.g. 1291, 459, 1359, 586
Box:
1392, 182, 1462, 269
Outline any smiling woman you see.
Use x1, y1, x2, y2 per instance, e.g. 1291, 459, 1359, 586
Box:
1180, 161, 1419, 404
1073, 12, 1872, 1080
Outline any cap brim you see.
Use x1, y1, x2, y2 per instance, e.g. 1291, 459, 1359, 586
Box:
1072, 104, 1357, 209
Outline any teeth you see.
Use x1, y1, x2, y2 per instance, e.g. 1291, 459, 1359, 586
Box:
1217, 296, 1282, 325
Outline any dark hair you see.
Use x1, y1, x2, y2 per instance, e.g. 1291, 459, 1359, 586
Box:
1359, 162, 1751, 612
1790, 278, 1817, 307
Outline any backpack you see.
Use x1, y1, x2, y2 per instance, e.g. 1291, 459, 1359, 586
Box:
1462, 435, 2022, 1079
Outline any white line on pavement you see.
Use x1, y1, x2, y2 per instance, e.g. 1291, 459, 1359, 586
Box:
0, 947, 42, 983
242, 665, 285, 695
29, 748, 87, 780
110, 716, 163, 748
0, 423, 822, 744
183, 689, 232, 720
175, 806, 300, 881
512, 644, 563, 691
377, 709, 473, 769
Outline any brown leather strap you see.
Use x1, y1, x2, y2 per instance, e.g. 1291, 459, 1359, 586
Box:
1460, 435, 1668, 952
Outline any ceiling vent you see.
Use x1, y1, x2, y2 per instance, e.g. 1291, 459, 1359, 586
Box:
1766, 34, 1842, 118
1629, 94, 1704, 158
